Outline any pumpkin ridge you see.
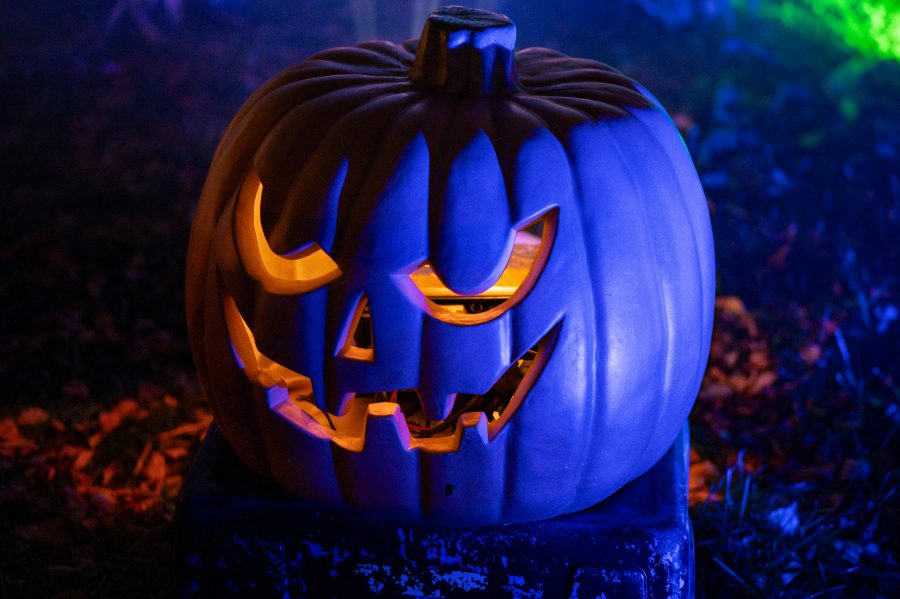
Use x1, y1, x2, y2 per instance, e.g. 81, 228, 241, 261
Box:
326, 92, 432, 261
251, 44, 413, 98
604, 121, 706, 483
207, 44, 412, 177
209, 89, 430, 415
522, 129, 598, 512
318, 95, 437, 272
546, 97, 631, 119
608, 126, 671, 483
516, 56, 621, 77
357, 40, 417, 66
333, 99, 434, 263
216, 79, 397, 187
194, 79, 419, 384
421, 93, 464, 290
306, 44, 413, 69
514, 46, 567, 58
301, 61, 409, 78
254, 82, 416, 173
429, 107, 516, 295
518, 72, 639, 91
256, 89, 426, 253
625, 106, 715, 389
254, 83, 418, 185
488, 99, 550, 229
320, 94, 440, 413
513, 50, 649, 117
255, 91, 432, 407
529, 84, 650, 108
508, 95, 596, 135
545, 130, 600, 506
625, 89, 715, 344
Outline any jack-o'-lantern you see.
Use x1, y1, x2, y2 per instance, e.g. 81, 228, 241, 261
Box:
186, 6, 714, 525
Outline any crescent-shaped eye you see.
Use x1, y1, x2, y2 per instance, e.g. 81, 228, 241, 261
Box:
234, 168, 341, 295
404, 208, 557, 325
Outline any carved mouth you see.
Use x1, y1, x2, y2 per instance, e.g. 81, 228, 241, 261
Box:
221, 290, 559, 452
346, 334, 545, 438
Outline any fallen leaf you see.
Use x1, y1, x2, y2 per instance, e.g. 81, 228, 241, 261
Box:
748, 371, 777, 394
88, 431, 104, 449
727, 373, 751, 394
133, 439, 154, 476
98, 398, 139, 434
85, 486, 117, 512
164, 475, 183, 498
748, 349, 771, 371
700, 382, 733, 402
16, 407, 50, 427
163, 446, 189, 461
715, 295, 759, 336
799, 344, 821, 364
101, 463, 117, 486
0, 418, 38, 455
72, 449, 93, 471
97, 411, 121, 433
158, 416, 211, 442
141, 452, 167, 495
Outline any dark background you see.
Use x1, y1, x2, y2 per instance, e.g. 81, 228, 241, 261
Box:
1, 1, 898, 596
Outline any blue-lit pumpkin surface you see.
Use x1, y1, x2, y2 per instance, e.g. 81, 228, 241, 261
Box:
186, 7, 715, 525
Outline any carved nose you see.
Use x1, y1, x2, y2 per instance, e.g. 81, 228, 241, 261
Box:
337, 294, 375, 362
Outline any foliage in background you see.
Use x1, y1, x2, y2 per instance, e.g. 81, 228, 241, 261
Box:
753, 0, 900, 62
633, 0, 900, 62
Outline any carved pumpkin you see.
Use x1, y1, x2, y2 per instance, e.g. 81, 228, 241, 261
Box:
186, 7, 714, 525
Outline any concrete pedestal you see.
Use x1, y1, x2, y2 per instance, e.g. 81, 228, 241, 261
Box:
175, 424, 693, 598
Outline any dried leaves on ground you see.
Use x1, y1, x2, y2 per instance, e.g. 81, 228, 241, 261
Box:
1, 387, 210, 594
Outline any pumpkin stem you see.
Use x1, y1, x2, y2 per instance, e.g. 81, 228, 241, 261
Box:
411, 6, 516, 95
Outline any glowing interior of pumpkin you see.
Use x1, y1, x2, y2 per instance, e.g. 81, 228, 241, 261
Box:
400, 210, 556, 327
411, 223, 542, 304
222, 286, 557, 452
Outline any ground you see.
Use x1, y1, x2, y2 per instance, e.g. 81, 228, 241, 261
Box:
1, 1, 898, 596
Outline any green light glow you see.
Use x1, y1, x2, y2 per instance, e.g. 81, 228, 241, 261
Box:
758, 0, 900, 61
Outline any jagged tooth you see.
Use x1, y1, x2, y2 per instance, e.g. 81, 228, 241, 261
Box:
363, 402, 412, 451
419, 391, 457, 421
456, 411, 490, 447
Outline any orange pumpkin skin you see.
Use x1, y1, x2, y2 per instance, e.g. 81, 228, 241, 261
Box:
186, 9, 714, 525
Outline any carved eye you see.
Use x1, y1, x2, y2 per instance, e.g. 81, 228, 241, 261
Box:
336, 294, 375, 363
234, 168, 341, 295
404, 208, 557, 325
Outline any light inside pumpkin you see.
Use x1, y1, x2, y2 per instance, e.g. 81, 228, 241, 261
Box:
221, 278, 559, 451
403, 208, 557, 325
337, 294, 375, 363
